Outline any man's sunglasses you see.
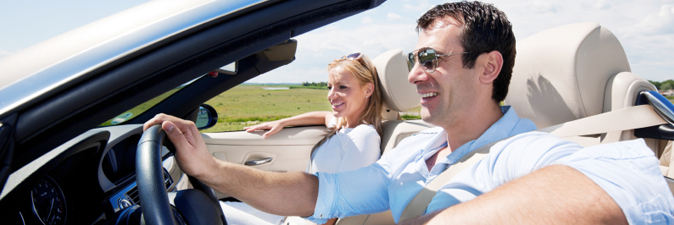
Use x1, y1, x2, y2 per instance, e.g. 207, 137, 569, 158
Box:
407, 47, 468, 73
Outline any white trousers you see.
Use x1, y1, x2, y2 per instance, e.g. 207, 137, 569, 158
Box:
220, 201, 285, 225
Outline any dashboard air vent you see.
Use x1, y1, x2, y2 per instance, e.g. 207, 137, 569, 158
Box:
128, 186, 140, 205
126, 169, 174, 206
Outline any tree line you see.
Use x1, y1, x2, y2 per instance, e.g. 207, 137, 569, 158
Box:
649, 79, 674, 91
302, 81, 327, 87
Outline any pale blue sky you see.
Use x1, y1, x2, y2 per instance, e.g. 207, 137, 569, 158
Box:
0, 0, 149, 54
1, 0, 673, 83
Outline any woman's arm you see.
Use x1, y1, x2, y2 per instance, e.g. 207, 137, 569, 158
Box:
244, 111, 334, 138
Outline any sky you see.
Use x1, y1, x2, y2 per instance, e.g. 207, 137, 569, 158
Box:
1, 0, 673, 83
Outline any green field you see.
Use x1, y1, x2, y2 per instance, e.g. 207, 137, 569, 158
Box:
200, 85, 423, 132
201, 85, 334, 132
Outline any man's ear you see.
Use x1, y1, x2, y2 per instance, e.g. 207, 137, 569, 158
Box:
479, 51, 503, 84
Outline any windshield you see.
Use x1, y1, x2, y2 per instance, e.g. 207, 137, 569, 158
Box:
100, 76, 200, 126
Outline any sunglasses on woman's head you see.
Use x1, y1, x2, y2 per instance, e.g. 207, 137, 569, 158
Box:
343, 52, 363, 61
342, 52, 370, 70
407, 47, 468, 73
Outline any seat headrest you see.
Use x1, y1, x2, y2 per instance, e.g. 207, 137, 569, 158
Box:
372, 49, 420, 114
505, 22, 633, 128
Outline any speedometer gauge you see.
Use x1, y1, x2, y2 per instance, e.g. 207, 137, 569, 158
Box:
30, 176, 66, 225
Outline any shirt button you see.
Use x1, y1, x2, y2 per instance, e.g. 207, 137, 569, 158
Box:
319, 214, 323, 218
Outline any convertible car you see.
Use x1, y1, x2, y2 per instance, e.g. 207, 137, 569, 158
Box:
1, 0, 673, 225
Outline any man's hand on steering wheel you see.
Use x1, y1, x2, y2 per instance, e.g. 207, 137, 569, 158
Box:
138, 120, 227, 225
144, 113, 217, 180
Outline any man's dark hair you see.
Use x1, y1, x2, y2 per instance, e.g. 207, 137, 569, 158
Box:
417, 1, 515, 103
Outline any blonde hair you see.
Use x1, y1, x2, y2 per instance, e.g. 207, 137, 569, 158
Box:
312, 54, 383, 155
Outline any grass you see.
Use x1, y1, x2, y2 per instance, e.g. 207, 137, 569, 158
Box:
401, 114, 422, 120
400, 106, 422, 120
200, 85, 332, 132
200, 85, 423, 132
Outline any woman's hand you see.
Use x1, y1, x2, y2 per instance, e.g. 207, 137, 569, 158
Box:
244, 111, 332, 138
244, 120, 286, 138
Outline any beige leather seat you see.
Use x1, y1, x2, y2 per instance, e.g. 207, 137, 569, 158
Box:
335, 49, 433, 224
373, 49, 434, 154
504, 22, 665, 168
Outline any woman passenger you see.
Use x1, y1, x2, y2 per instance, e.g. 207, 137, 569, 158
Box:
223, 52, 384, 225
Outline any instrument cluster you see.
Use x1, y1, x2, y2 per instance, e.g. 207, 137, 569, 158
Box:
29, 176, 67, 225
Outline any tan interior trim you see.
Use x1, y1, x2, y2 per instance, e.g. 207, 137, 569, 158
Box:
540, 105, 666, 139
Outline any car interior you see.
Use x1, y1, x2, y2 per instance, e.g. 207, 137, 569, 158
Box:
194, 21, 674, 225
2, 0, 673, 223
206, 21, 674, 225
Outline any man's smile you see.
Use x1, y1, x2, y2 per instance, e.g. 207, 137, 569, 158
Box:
421, 92, 439, 99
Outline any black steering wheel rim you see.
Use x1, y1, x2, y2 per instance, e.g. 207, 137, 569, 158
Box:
136, 124, 228, 225
136, 124, 177, 225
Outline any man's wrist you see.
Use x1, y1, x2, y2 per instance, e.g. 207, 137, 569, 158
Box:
193, 156, 223, 182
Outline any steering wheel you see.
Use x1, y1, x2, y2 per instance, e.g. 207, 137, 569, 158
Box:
136, 124, 228, 225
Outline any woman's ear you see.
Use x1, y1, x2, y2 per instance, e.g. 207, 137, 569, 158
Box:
365, 82, 374, 97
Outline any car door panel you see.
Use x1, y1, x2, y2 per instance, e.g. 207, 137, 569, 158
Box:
201, 126, 327, 198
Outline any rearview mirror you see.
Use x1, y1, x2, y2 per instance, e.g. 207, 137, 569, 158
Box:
215, 62, 237, 75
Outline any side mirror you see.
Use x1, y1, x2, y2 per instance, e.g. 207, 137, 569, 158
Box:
195, 104, 218, 130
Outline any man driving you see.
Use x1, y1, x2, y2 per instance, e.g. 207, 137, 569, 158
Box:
145, 1, 674, 224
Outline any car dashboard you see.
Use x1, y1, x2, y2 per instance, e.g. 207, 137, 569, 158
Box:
0, 124, 178, 225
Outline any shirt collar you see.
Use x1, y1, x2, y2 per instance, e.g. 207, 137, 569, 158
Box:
442, 106, 535, 166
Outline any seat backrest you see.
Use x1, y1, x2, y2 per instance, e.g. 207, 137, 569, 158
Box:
505, 22, 657, 147
373, 49, 419, 120
371, 49, 433, 154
